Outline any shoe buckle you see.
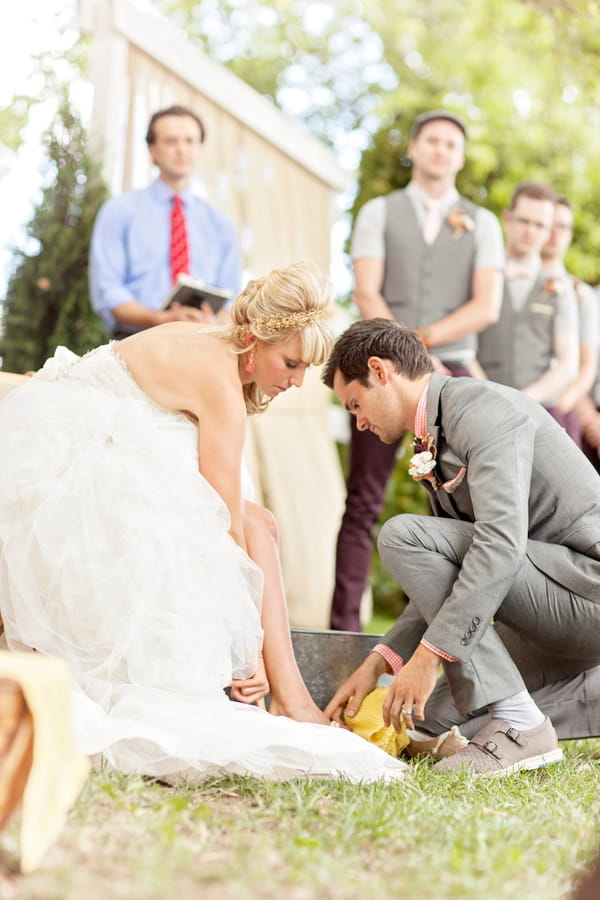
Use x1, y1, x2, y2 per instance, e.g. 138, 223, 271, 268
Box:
482, 740, 501, 759
505, 727, 525, 746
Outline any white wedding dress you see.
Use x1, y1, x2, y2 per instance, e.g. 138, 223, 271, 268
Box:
0, 346, 406, 782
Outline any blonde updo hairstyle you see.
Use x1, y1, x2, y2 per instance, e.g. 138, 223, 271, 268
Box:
226, 260, 336, 414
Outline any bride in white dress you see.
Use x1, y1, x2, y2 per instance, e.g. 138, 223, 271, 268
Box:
0, 261, 406, 783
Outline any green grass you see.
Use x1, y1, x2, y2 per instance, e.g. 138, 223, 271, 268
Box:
2, 739, 600, 899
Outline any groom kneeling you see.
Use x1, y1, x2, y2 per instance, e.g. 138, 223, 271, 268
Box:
323, 319, 600, 775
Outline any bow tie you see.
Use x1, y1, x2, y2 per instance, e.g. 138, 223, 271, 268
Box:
505, 259, 537, 280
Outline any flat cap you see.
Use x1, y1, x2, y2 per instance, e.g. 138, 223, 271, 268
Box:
411, 109, 468, 139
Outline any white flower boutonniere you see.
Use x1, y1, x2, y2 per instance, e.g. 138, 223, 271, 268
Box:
447, 208, 475, 240
409, 435, 440, 490
408, 450, 436, 478
409, 435, 468, 495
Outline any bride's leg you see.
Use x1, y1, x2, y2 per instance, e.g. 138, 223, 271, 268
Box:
242, 502, 329, 725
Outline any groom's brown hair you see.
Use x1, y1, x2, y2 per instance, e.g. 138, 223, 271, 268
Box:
322, 318, 433, 388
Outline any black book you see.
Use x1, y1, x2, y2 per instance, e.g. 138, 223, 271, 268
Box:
162, 275, 233, 314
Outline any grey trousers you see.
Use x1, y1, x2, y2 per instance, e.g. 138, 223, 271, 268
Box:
378, 515, 600, 730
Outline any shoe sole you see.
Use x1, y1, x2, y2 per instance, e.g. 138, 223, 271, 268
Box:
434, 746, 564, 776
484, 746, 564, 778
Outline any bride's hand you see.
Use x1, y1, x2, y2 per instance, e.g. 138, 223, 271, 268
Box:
230, 655, 270, 705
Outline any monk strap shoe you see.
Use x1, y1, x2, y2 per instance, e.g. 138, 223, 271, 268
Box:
432, 716, 563, 776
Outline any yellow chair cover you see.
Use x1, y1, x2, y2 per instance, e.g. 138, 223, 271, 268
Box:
0, 652, 89, 873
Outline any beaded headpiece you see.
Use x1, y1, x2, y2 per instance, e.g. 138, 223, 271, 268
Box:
249, 307, 329, 335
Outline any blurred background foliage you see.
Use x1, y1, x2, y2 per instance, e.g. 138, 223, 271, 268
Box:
2, 0, 600, 612
0, 97, 108, 372
156, 0, 600, 281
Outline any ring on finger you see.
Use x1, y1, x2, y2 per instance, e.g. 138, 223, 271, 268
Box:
401, 705, 414, 716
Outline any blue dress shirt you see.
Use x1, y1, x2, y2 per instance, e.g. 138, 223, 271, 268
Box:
89, 179, 241, 332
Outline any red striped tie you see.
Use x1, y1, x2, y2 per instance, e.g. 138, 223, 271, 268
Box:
170, 195, 190, 284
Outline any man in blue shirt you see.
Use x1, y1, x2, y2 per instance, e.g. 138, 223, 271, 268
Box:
90, 105, 241, 337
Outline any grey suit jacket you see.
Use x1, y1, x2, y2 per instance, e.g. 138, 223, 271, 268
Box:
384, 374, 600, 662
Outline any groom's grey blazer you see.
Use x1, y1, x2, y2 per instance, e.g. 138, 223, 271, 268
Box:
382, 373, 600, 663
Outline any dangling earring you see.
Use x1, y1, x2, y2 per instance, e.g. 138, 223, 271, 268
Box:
245, 351, 255, 373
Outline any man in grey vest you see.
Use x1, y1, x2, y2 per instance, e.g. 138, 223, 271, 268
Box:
541, 197, 600, 460
331, 109, 504, 632
324, 319, 600, 775
477, 182, 580, 439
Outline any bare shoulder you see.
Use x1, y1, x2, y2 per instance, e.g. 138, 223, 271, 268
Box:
115, 323, 242, 417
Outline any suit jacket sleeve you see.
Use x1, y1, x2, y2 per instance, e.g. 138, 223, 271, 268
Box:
414, 385, 535, 662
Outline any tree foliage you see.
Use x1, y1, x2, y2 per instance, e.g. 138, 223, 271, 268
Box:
157, 0, 395, 151
0, 98, 109, 373
158, 0, 600, 282
0, 5, 86, 157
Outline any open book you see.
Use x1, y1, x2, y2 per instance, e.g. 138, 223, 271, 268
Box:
162, 275, 233, 314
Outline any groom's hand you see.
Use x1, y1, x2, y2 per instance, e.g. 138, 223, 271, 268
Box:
324, 652, 388, 726
383, 644, 440, 732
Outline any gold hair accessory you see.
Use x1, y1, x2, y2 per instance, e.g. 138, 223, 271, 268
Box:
251, 307, 328, 335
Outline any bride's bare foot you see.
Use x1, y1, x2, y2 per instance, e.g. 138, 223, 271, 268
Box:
268, 695, 330, 726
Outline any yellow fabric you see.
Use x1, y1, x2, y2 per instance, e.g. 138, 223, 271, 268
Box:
344, 687, 410, 758
0, 652, 89, 873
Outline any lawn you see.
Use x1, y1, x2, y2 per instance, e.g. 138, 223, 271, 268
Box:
1, 739, 599, 900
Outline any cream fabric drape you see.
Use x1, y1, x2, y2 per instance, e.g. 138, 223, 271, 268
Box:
248, 366, 344, 628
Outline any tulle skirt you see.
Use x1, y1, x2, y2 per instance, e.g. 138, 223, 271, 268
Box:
0, 346, 406, 782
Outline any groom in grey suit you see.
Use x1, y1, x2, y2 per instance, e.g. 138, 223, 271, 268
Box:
323, 318, 600, 775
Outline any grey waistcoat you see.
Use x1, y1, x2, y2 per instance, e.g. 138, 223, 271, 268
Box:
383, 190, 477, 360
477, 275, 555, 390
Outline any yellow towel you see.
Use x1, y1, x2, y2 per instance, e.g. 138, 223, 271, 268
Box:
343, 687, 409, 758
0, 652, 89, 873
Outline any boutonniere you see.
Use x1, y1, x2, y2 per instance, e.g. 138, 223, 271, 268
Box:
409, 434, 468, 495
409, 434, 440, 491
543, 276, 562, 296
447, 207, 475, 240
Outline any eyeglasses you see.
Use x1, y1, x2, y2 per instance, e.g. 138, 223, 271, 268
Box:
510, 215, 550, 231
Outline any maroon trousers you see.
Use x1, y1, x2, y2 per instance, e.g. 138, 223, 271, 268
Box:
330, 363, 471, 632
582, 434, 600, 475
547, 407, 600, 475
330, 421, 400, 631
546, 406, 582, 447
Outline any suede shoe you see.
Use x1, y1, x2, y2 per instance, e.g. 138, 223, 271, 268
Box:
432, 716, 563, 776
